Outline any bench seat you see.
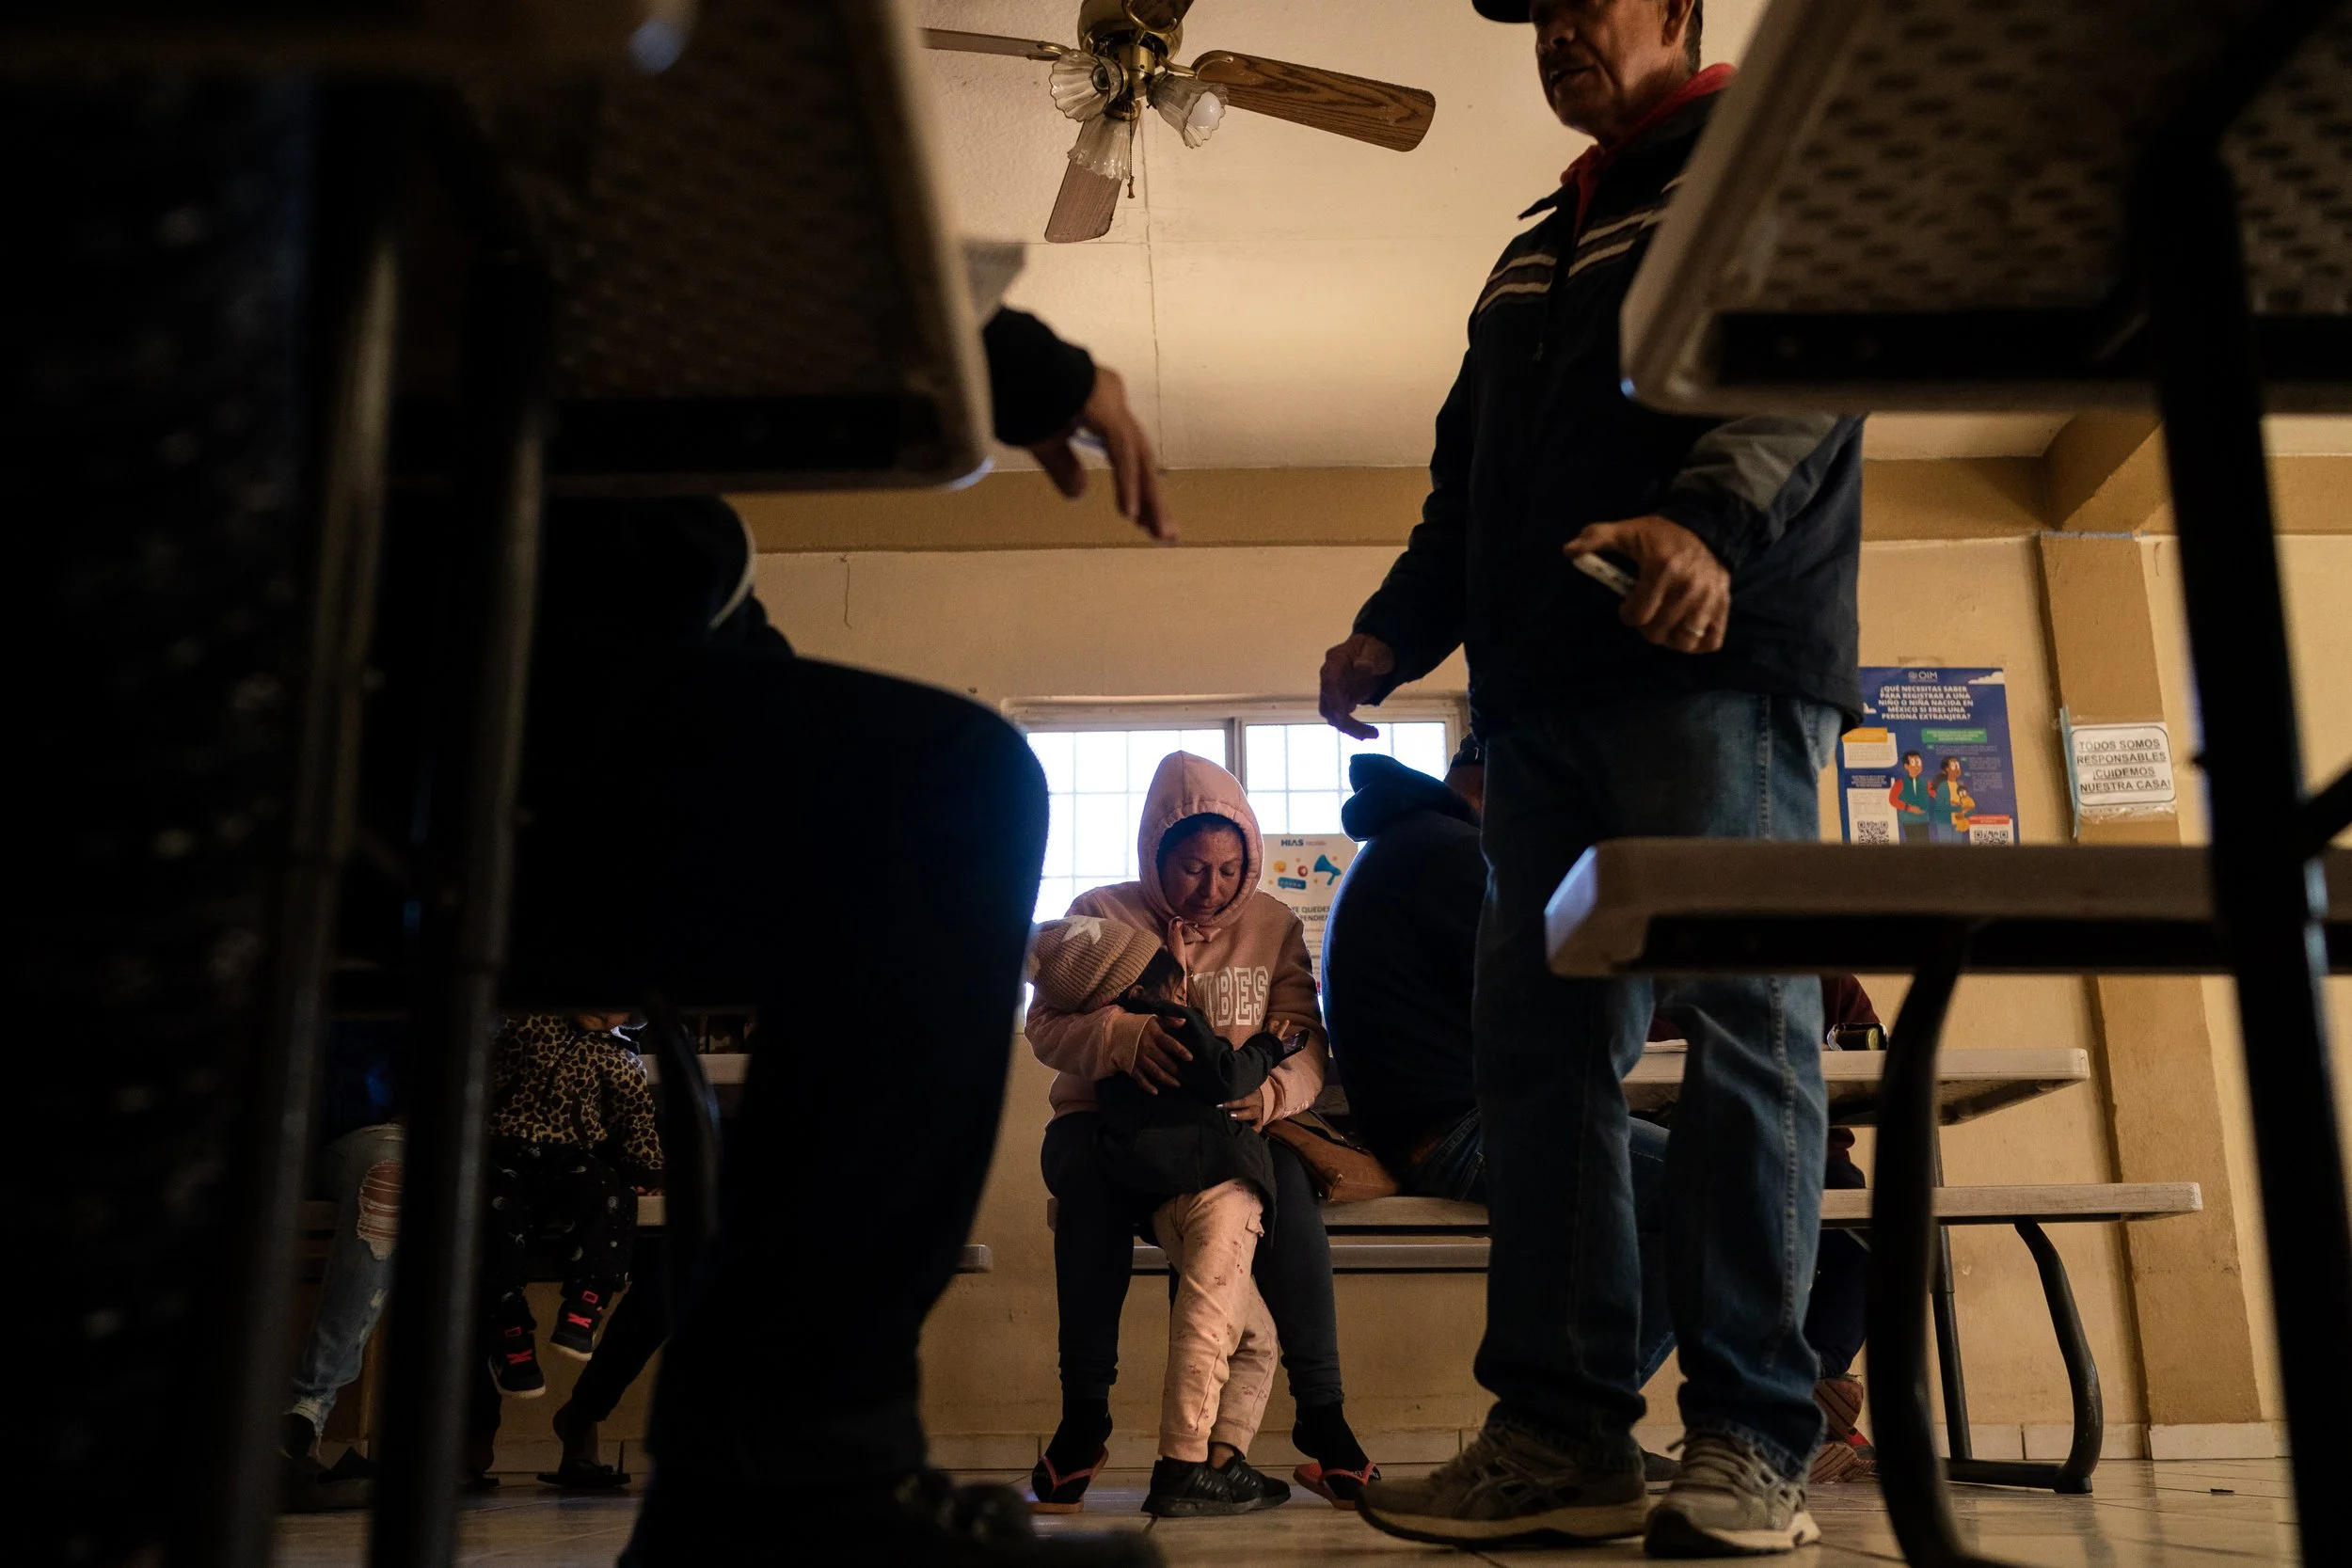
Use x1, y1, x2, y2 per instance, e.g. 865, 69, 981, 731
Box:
1122, 1182, 2198, 1273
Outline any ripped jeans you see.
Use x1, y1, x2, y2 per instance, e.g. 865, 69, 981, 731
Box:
289, 1123, 405, 1433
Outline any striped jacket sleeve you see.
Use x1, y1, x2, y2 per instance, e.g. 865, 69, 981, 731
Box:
1655, 415, 1863, 571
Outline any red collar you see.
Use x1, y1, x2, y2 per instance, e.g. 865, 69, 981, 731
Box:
1560, 62, 1735, 231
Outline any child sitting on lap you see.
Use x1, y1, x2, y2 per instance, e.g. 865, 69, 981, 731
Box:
1031, 917, 1297, 1518
479, 1012, 664, 1399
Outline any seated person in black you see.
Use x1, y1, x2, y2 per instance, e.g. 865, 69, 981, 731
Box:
1321, 742, 1881, 1482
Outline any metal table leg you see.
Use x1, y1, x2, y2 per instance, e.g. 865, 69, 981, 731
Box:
197, 87, 412, 1568
2144, 139, 2352, 1537
1869, 923, 2012, 1568
369, 254, 550, 1568
1928, 1130, 1973, 1469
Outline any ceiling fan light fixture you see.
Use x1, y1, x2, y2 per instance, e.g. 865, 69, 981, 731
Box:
1069, 113, 1135, 182
1050, 51, 1121, 121
1151, 72, 1224, 148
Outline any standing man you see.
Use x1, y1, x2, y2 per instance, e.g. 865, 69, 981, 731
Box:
1321, 1, 1863, 1555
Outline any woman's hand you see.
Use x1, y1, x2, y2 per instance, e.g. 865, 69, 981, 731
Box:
1128, 1017, 1193, 1094
1223, 1082, 1276, 1128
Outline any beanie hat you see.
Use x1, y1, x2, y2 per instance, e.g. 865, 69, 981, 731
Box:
1030, 917, 1165, 1013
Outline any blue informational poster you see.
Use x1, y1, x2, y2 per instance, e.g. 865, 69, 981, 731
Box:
1839, 668, 2019, 846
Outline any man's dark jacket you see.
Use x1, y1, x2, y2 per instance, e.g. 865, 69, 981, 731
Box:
1353, 74, 1865, 732
1321, 755, 1485, 1173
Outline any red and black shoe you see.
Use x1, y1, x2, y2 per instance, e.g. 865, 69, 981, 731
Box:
548, 1289, 612, 1360
487, 1324, 546, 1398
1292, 1459, 1379, 1511
1027, 1447, 1106, 1514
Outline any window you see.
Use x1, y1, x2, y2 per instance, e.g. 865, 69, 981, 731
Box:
1018, 703, 1459, 923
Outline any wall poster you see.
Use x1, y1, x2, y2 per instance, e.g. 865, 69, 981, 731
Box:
1260, 833, 1356, 974
1840, 667, 2019, 846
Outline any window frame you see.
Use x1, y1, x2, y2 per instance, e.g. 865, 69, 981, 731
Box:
1004, 695, 1467, 799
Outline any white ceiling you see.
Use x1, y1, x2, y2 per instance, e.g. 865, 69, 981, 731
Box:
914, 1, 2352, 469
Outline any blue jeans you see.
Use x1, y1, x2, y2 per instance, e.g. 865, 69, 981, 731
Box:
1410, 1107, 1677, 1389
289, 1124, 405, 1433
1473, 692, 1836, 1477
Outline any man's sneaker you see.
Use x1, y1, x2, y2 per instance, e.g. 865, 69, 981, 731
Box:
1645, 1432, 1821, 1557
548, 1289, 612, 1360
487, 1324, 546, 1398
1358, 1422, 1649, 1547
1141, 1456, 1288, 1518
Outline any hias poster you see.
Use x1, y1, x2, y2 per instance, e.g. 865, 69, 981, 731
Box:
1260, 834, 1355, 974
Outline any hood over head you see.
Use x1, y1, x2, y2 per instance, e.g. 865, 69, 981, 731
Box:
1137, 751, 1263, 933
1341, 753, 1477, 842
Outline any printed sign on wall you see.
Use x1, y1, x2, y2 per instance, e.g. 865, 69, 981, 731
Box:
1840, 668, 2020, 846
1260, 833, 1356, 974
2066, 720, 2178, 825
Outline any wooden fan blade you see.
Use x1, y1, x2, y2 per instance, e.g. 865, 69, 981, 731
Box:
921, 27, 1066, 61
1192, 50, 1436, 151
1046, 160, 1122, 244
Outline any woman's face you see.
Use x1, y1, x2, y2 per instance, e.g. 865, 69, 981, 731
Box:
1161, 825, 1248, 922
1942, 759, 1963, 780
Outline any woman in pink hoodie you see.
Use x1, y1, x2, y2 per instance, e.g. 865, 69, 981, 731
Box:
1026, 752, 1376, 1513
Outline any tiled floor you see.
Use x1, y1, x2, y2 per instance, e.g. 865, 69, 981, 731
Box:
273, 1460, 2300, 1566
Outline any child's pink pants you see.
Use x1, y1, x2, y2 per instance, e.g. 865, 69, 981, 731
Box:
1151, 1179, 1279, 1464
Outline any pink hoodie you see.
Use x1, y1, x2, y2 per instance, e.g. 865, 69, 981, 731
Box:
1026, 752, 1327, 1122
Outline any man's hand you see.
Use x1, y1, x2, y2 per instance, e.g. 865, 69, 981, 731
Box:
1565, 515, 1730, 654
1027, 366, 1175, 543
1128, 1017, 1193, 1094
1223, 1082, 1276, 1129
1318, 632, 1397, 741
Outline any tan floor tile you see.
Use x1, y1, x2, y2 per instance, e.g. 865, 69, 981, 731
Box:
263, 1460, 2306, 1566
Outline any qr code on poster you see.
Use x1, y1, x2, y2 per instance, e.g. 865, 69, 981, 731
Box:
1851, 819, 1894, 845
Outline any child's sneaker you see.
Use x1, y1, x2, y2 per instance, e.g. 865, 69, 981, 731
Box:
548, 1289, 612, 1360
1142, 1456, 1288, 1518
487, 1324, 546, 1398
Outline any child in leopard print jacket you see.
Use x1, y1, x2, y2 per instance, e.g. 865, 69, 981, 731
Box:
480, 1013, 665, 1398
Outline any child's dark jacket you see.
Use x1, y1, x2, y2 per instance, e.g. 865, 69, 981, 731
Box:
1096, 1002, 1285, 1214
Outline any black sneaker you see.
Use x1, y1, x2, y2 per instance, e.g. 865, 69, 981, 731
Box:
1216, 1456, 1291, 1510
1141, 1456, 1289, 1518
548, 1288, 613, 1360
487, 1324, 546, 1398
1359, 1421, 1649, 1546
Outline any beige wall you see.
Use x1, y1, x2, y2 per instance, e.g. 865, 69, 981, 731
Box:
2143, 531, 2352, 1427
750, 531, 2152, 1459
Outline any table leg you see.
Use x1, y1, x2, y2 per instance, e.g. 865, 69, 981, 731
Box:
1868, 923, 2010, 1568
2146, 146, 2352, 1532
200, 87, 412, 1568
368, 253, 550, 1568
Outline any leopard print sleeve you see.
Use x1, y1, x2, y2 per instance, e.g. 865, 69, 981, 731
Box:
602, 1047, 665, 1180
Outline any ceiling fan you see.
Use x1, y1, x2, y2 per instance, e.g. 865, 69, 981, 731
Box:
924, 0, 1438, 243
